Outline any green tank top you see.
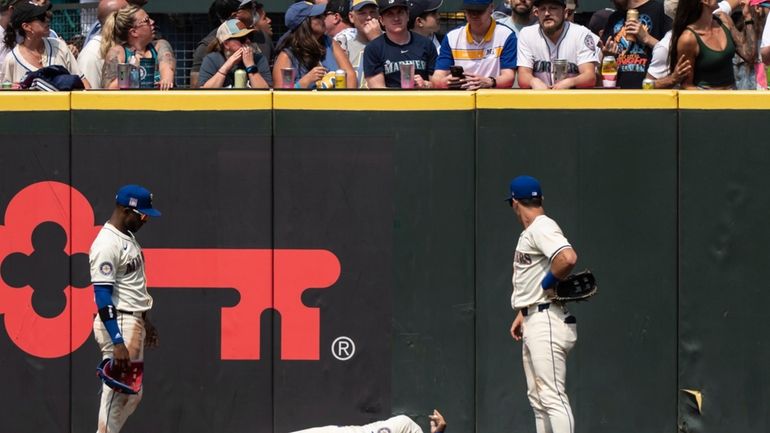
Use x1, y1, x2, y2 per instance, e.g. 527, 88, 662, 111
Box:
686, 20, 736, 88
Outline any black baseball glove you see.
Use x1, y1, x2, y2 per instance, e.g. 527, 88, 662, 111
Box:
554, 270, 597, 302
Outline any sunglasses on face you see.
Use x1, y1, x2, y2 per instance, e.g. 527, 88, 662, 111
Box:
134, 16, 152, 27
131, 208, 149, 222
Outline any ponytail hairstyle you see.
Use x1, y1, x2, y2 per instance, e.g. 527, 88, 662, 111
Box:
668, 0, 702, 74
100, 5, 140, 58
2, 21, 18, 49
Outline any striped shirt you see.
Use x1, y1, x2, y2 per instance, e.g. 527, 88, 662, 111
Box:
435, 20, 518, 77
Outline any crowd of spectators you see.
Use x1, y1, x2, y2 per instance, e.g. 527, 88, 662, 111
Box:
1, 0, 769, 90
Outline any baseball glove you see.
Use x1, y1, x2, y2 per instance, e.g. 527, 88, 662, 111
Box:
96, 358, 144, 394
554, 270, 597, 302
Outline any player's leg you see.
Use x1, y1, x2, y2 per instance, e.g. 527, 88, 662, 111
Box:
522, 316, 553, 433
94, 314, 146, 433
525, 308, 576, 433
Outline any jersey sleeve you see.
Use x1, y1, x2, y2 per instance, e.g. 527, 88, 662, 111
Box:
434, 35, 454, 71
516, 30, 534, 69
647, 35, 670, 79
90, 237, 120, 285
531, 218, 571, 262
500, 32, 518, 70
576, 30, 600, 66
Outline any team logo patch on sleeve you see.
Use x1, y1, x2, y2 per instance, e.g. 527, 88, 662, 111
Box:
99, 262, 114, 276
585, 34, 596, 52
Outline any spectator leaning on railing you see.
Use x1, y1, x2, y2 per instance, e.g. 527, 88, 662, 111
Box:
431, 0, 518, 89
517, 0, 599, 89
100, 5, 175, 89
362, 0, 437, 88
198, 18, 271, 88
78, 0, 127, 89
2, 0, 89, 87
272, 1, 356, 88
335, 0, 382, 88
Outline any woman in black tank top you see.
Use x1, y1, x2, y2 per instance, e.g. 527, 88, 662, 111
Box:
668, 0, 756, 89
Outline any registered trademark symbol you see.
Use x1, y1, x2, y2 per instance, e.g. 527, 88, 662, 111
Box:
331, 336, 356, 361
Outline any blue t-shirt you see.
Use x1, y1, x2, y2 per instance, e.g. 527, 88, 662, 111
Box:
363, 31, 437, 88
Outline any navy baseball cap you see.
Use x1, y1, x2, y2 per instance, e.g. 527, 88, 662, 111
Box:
378, 0, 409, 13
116, 185, 161, 217
409, 0, 442, 23
285, 1, 327, 30
463, 0, 492, 11
506, 175, 542, 204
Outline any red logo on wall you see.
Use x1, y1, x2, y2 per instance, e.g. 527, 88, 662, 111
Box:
0, 182, 341, 360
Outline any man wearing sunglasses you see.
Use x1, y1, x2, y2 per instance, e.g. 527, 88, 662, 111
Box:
90, 184, 161, 433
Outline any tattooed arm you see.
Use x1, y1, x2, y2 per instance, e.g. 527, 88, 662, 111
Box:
102, 46, 125, 89
154, 39, 176, 90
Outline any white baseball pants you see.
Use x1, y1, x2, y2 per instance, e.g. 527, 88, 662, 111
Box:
522, 304, 577, 433
93, 313, 146, 433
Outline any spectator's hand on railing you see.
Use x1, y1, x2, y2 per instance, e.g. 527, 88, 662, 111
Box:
158, 77, 174, 91
414, 74, 431, 88
462, 74, 493, 90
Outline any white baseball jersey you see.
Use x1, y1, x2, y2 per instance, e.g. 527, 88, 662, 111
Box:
517, 22, 599, 87
511, 215, 571, 309
89, 222, 153, 312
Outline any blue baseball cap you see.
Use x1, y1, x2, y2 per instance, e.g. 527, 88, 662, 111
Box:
116, 185, 161, 217
506, 175, 542, 204
285, 1, 327, 31
463, 0, 492, 11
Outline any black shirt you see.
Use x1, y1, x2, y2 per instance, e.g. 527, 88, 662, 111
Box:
363, 31, 437, 88
602, 0, 671, 89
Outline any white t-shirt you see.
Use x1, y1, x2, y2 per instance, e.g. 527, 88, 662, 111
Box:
89, 222, 153, 312
511, 215, 572, 310
2, 37, 83, 84
0, 26, 8, 82
517, 22, 599, 86
77, 34, 103, 89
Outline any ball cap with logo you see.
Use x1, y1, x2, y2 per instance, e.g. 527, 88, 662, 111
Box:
285, 1, 327, 30
10, 1, 50, 27
463, 0, 492, 11
116, 184, 162, 217
216, 18, 256, 43
378, 0, 409, 13
351, 0, 378, 11
506, 175, 542, 204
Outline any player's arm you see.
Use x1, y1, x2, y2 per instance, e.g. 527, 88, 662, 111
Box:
541, 246, 578, 298
94, 284, 131, 371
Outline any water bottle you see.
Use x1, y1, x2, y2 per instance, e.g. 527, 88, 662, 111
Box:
129, 51, 140, 89
234, 69, 247, 88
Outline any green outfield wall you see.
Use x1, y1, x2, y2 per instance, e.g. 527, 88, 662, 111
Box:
0, 90, 767, 433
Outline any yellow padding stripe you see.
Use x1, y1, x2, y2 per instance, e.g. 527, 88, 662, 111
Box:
0, 93, 70, 111
678, 91, 770, 110
451, 47, 503, 60
71, 91, 272, 111
273, 91, 475, 111
476, 90, 678, 109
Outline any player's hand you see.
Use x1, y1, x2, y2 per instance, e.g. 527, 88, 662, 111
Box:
429, 409, 447, 433
144, 318, 160, 349
511, 311, 524, 341
112, 343, 131, 373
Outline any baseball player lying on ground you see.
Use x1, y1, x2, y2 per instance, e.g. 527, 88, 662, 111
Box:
289, 409, 446, 433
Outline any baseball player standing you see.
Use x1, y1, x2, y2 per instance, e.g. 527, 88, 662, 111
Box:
507, 176, 578, 433
90, 184, 161, 433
